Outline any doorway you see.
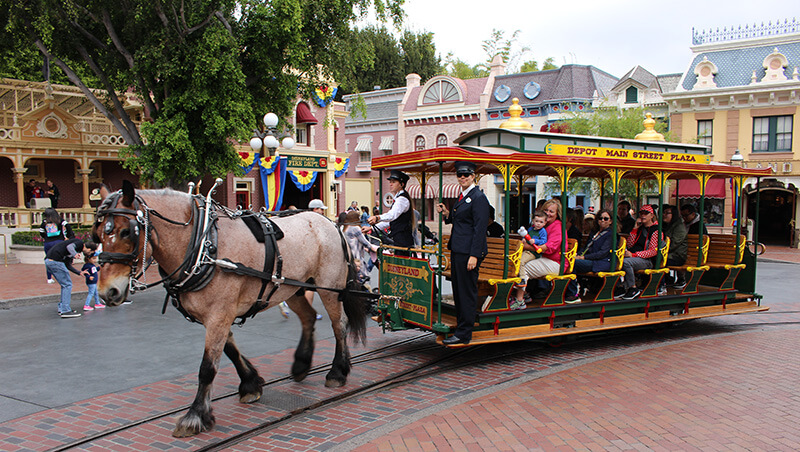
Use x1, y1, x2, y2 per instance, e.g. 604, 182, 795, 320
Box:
282, 174, 323, 211
747, 188, 795, 246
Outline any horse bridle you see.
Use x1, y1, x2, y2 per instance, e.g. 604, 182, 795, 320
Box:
95, 190, 196, 292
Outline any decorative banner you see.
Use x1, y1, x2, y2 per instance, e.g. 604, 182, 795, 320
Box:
334, 156, 349, 178
258, 154, 280, 176
238, 150, 258, 173
289, 170, 317, 192
545, 143, 711, 165
261, 157, 288, 211
312, 85, 338, 107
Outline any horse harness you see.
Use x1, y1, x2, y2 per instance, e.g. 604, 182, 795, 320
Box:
95, 190, 366, 325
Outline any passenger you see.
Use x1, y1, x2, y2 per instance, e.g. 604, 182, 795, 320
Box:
565, 208, 583, 242
618, 205, 660, 300
571, 208, 615, 298
435, 161, 489, 345
486, 205, 505, 238
680, 203, 708, 235
511, 210, 548, 309
365, 170, 415, 257
360, 206, 370, 227
663, 204, 688, 289
39, 207, 75, 284
582, 212, 595, 237
617, 200, 636, 234
45, 237, 86, 318
517, 199, 564, 302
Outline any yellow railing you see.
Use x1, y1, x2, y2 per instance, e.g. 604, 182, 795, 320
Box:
0, 207, 95, 228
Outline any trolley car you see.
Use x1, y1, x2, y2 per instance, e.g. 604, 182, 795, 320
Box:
369, 114, 772, 347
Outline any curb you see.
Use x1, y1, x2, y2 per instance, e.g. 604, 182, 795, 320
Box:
0, 291, 89, 309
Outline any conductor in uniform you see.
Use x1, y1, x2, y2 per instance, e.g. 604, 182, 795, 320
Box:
436, 162, 489, 345
365, 170, 415, 257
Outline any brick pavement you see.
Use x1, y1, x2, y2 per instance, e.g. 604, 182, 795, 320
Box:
349, 328, 800, 451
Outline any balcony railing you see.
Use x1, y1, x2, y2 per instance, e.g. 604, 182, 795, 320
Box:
0, 207, 95, 229
692, 18, 800, 45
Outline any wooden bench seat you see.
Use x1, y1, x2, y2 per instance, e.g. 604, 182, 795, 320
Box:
635, 237, 670, 298
441, 236, 523, 312
582, 237, 626, 302
668, 234, 710, 294
533, 238, 578, 307
705, 234, 746, 290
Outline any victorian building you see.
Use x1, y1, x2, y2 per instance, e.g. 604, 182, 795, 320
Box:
662, 20, 800, 247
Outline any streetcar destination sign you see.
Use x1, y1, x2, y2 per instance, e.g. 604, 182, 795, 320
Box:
545, 144, 710, 165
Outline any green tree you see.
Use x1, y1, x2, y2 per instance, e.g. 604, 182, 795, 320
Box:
480, 29, 529, 73
4, 0, 403, 186
400, 30, 440, 82
443, 53, 487, 79
519, 57, 558, 73
544, 107, 675, 200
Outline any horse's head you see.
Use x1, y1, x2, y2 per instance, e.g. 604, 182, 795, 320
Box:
92, 180, 147, 305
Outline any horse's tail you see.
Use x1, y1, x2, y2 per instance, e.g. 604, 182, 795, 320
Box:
337, 235, 368, 345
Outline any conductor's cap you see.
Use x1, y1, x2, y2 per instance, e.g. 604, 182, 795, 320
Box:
387, 170, 409, 184
455, 161, 476, 176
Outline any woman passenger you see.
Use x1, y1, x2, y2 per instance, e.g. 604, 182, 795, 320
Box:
571, 209, 615, 298
519, 199, 563, 301
662, 204, 688, 288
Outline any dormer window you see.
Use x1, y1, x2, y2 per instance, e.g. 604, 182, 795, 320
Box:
625, 86, 638, 104
423, 80, 460, 105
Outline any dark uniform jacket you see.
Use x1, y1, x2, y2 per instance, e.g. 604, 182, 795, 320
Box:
445, 187, 489, 258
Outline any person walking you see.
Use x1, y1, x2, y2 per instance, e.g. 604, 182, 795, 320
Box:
435, 162, 489, 345
45, 238, 86, 318
39, 208, 75, 283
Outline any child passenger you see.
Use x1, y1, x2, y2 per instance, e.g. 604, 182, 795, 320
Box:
511, 210, 548, 310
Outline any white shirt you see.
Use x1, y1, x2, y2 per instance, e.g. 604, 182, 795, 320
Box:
458, 184, 476, 199
375, 190, 410, 230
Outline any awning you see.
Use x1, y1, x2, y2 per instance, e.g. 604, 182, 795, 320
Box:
354, 136, 371, 152
295, 102, 318, 124
406, 184, 436, 199
440, 183, 461, 199
675, 178, 726, 199
379, 136, 394, 151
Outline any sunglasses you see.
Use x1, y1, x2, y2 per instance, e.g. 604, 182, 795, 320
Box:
456, 173, 472, 178
598, 216, 611, 221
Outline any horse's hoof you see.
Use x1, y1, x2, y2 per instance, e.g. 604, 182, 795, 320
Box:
239, 392, 261, 404
172, 411, 213, 438
324, 378, 345, 388
292, 371, 308, 382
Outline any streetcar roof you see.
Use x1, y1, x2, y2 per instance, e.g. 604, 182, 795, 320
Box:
371, 128, 773, 180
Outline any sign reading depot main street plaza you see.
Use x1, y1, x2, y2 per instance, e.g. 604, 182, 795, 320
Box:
380, 254, 434, 328
545, 144, 711, 165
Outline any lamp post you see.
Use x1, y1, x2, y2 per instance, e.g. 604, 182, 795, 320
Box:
730, 148, 744, 167
249, 112, 295, 158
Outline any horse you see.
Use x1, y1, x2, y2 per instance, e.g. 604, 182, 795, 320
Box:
92, 180, 367, 437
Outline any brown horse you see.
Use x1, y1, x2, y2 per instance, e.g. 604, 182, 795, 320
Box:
92, 180, 366, 437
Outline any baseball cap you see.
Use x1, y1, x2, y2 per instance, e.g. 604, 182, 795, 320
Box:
308, 199, 327, 210
639, 205, 655, 215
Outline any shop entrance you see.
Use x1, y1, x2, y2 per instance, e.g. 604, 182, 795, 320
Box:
747, 188, 795, 246
281, 175, 323, 211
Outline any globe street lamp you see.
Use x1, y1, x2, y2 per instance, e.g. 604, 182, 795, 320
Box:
730, 148, 744, 167
249, 112, 295, 158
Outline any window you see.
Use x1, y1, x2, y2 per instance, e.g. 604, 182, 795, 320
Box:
234, 179, 253, 209
697, 120, 713, 147
422, 80, 460, 105
415, 136, 426, 151
296, 124, 309, 145
625, 86, 638, 104
354, 136, 372, 169
753, 115, 793, 152
436, 134, 447, 147
24, 160, 45, 181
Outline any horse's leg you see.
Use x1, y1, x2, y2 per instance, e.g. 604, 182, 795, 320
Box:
320, 290, 351, 387
285, 292, 317, 382
173, 319, 230, 438
223, 330, 265, 403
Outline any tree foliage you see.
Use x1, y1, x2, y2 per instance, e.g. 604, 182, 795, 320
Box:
330, 26, 440, 95
443, 53, 487, 79
519, 57, 558, 73
480, 29, 529, 73
4, 0, 404, 186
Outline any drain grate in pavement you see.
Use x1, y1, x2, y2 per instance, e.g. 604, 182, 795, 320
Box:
257, 389, 318, 412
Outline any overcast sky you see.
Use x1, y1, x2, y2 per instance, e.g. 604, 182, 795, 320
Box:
392, 0, 800, 78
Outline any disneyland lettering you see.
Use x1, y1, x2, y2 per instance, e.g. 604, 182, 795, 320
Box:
386, 263, 421, 278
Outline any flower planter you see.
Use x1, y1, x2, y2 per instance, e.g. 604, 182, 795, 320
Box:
9, 245, 45, 264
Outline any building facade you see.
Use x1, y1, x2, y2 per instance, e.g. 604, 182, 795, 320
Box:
663, 22, 800, 247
